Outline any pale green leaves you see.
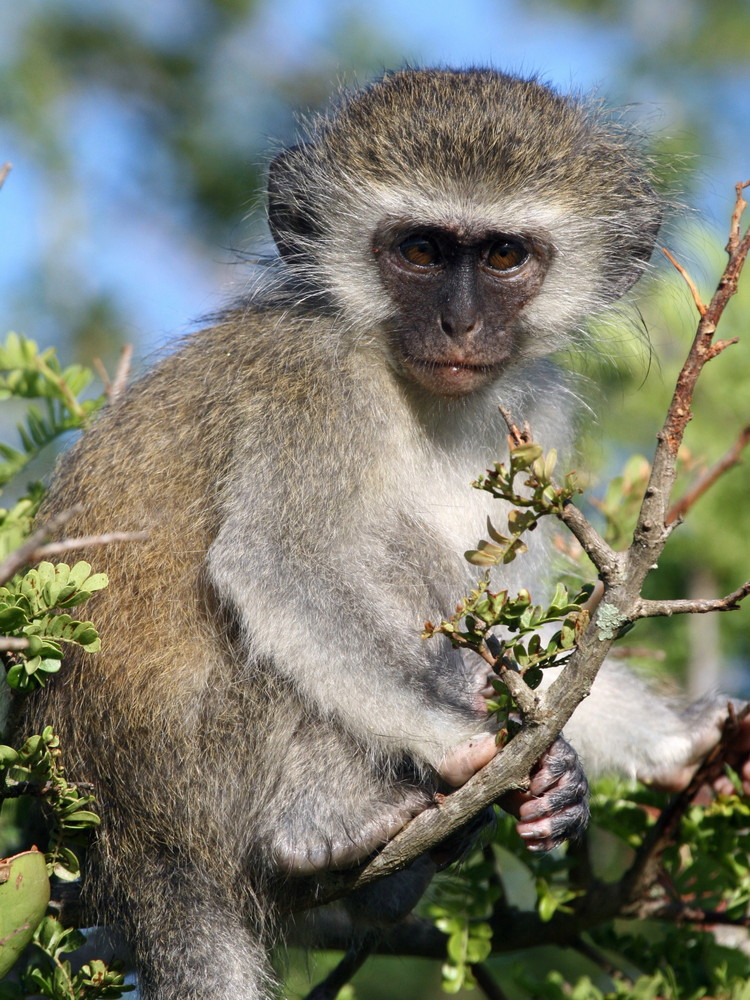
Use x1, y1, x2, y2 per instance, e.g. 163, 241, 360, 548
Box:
1, 562, 108, 693
0, 333, 105, 490
465, 511, 536, 567
0, 727, 100, 882
474, 444, 580, 516
8, 917, 133, 999
429, 856, 500, 993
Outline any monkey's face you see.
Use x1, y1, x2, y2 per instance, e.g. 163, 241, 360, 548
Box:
372, 222, 553, 397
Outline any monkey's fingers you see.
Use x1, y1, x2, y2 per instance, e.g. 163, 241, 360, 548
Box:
501, 737, 589, 852
516, 802, 588, 853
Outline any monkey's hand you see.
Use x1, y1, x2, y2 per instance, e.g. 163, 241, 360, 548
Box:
500, 736, 590, 853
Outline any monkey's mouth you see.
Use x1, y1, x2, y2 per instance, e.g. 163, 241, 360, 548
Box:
402, 356, 506, 396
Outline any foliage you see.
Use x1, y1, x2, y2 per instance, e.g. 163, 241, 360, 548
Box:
0, 727, 99, 882
0, 333, 103, 494
0, 337, 127, 996
0, 918, 131, 1000
420, 778, 750, 1000
428, 855, 499, 993
0, 562, 107, 694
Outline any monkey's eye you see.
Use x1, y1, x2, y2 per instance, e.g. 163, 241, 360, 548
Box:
398, 235, 442, 267
485, 240, 528, 272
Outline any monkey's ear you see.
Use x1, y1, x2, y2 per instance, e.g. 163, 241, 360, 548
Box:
267, 146, 318, 261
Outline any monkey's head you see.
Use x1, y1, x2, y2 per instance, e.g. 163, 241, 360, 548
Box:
268, 69, 661, 397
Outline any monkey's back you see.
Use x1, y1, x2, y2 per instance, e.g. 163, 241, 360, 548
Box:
14, 308, 346, 906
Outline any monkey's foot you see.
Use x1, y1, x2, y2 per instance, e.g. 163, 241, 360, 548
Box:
271, 789, 431, 875
646, 703, 750, 797
502, 736, 590, 852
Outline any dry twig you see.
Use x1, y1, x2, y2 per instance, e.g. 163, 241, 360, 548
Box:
94, 344, 133, 404
0, 507, 146, 585
666, 424, 750, 524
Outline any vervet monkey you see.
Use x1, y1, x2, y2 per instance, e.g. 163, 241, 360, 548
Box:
15, 68, 750, 1000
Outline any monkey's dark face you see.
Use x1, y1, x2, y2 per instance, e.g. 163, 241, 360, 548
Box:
372, 222, 552, 397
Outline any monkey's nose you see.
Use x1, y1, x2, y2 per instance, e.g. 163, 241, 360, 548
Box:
439, 314, 482, 339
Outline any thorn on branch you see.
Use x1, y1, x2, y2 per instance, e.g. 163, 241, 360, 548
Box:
662, 247, 707, 315
497, 406, 531, 449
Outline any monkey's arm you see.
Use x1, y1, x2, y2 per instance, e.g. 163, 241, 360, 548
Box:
207, 522, 492, 772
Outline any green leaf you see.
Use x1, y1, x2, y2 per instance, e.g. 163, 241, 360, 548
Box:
0, 606, 27, 630
510, 443, 543, 468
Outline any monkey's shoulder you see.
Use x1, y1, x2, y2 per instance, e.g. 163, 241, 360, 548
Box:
42, 307, 391, 521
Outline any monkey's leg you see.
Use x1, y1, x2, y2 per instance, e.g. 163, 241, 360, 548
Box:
100, 855, 276, 1000
268, 766, 433, 875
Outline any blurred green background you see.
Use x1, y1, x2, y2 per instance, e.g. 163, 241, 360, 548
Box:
1, 3, 749, 994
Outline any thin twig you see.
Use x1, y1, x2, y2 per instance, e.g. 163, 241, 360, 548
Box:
666, 425, 750, 524
727, 179, 750, 254
662, 248, 707, 315
93, 344, 133, 404
0, 163, 12, 190
28, 531, 148, 561
110, 344, 133, 403
0, 507, 146, 584
0, 508, 83, 584
471, 963, 510, 1000
304, 934, 379, 1000
636, 580, 750, 619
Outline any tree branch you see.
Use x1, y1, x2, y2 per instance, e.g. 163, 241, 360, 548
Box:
636, 580, 750, 618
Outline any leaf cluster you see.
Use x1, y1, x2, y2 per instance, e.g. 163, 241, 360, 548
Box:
0, 333, 104, 492
434, 778, 750, 1000
473, 443, 580, 518
0, 726, 99, 881
0, 917, 132, 1000
428, 855, 500, 993
1, 561, 107, 693
424, 576, 592, 711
